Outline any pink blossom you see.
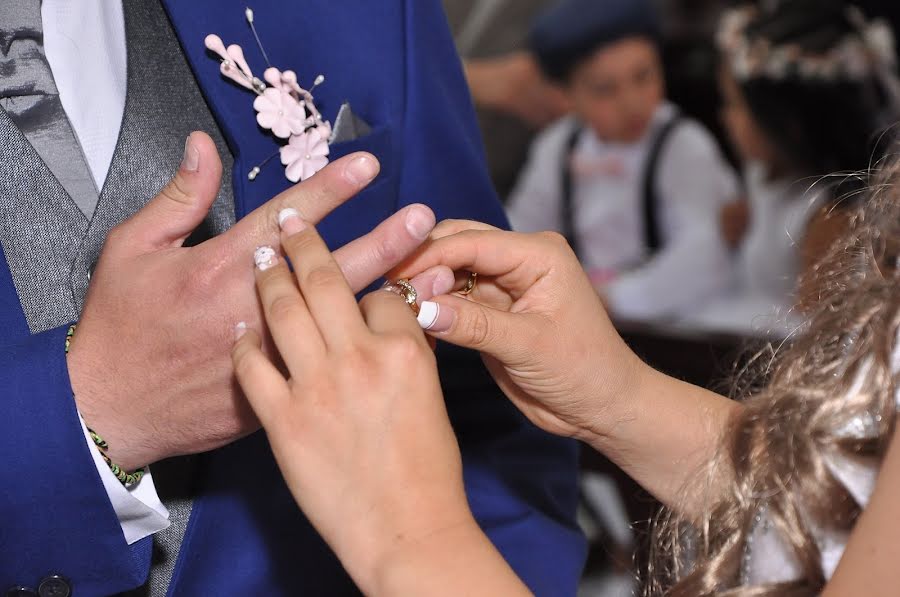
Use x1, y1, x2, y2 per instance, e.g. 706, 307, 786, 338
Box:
280, 128, 330, 182
254, 88, 307, 139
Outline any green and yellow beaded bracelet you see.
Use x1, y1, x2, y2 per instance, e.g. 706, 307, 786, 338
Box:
66, 324, 145, 487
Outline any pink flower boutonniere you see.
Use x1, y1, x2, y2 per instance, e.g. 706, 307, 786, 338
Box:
205, 8, 331, 183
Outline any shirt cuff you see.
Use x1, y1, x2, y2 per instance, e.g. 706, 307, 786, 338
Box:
78, 413, 170, 544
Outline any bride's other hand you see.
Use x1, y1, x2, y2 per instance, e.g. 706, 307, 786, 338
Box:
231, 212, 529, 596
392, 220, 737, 513
392, 220, 645, 443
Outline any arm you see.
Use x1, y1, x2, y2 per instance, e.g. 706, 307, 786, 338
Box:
397, 2, 586, 593
606, 123, 739, 320
579, 365, 739, 513
0, 144, 438, 595
393, 222, 740, 518
822, 427, 900, 597
232, 217, 531, 597
463, 52, 569, 130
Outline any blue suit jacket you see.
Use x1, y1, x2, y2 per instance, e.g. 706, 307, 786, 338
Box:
0, 1, 585, 594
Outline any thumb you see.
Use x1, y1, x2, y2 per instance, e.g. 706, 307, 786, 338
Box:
416, 294, 538, 361
117, 132, 223, 252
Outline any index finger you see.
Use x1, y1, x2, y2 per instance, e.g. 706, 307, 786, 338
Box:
213, 152, 381, 253
391, 229, 556, 284
279, 215, 367, 350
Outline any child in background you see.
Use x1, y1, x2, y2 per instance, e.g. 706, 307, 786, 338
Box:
506, 0, 739, 322
686, 0, 900, 335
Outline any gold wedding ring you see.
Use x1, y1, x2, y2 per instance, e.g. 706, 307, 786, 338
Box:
382, 278, 419, 315
459, 271, 478, 296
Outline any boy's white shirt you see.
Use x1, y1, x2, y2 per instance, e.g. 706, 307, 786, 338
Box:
506, 102, 739, 321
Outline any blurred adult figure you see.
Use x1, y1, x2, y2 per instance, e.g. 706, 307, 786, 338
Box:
444, 0, 569, 198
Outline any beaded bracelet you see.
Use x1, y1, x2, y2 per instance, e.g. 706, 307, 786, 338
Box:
87, 428, 145, 486
66, 324, 145, 488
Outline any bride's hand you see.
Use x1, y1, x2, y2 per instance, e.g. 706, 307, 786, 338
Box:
392, 220, 647, 443
230, 211, 475, 595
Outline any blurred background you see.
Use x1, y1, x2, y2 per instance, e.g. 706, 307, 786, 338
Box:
440, 0, 900, 594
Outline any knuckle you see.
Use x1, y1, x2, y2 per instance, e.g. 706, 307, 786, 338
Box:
231, 345, 257, 379
538, 230, 569, 249
267, 294, 301, 322
303, 264, 343, 290
162, 176, 195, 209
358, 292, 379, 312
385, 333, 423, 361
433, 219, 464, 235
282, 229, 315, 255
464, 306, 493, 348
368, 235, 403, 269
338, 344, 366, 366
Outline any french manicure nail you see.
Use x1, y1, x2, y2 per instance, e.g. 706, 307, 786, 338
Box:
254, 246, 277, 271
182, 135, 200, 172
344, 155, 379, 186
405, 206, 435, 241
234, 321, 248, 341
418, 301, 453, 332
278, 208, 307, 235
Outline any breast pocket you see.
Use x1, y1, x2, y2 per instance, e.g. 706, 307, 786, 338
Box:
318, 123, 399, 251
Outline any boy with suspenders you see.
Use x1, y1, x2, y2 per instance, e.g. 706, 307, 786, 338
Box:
507, 0, 738, 321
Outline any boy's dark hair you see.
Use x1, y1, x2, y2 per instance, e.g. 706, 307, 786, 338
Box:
529, 0, 661, 83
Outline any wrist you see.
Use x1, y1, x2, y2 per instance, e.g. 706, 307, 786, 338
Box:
576, 347, 655, 450
369, 514, 485, 596
68, 339, 155, 471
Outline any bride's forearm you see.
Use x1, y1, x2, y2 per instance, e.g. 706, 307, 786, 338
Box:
579, 364, 740, 517
372, 518, 532, 597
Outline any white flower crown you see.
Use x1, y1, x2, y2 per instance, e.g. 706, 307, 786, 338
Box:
718, 5, 897, 83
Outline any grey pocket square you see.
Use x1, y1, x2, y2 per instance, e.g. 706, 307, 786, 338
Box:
329, 102, 373, 144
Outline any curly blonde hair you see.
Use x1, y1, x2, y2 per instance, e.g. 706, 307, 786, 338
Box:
646, 159, 900, 595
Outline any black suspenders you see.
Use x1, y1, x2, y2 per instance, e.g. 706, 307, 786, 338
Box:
560, 113, 683, 260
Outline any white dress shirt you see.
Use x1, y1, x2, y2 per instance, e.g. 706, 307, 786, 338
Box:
43, 0, 170, 544
506, 103, 739, 321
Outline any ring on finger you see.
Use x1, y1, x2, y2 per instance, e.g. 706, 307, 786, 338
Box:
382, 279, 420, 315
458, 271, 478, 296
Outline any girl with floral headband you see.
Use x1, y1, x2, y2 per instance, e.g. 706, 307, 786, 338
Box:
689, 0, 900, 334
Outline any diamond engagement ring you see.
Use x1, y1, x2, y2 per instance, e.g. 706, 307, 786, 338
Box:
382, 279, 419, 315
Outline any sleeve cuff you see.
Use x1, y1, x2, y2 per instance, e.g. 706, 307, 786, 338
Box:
78, 413, 170, 544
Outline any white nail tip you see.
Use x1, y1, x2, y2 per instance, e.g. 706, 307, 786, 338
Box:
417, 301, 440, 330
254, 246, 277, 271
277, 208, 300, 228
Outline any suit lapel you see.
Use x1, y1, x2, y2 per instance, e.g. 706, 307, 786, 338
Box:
160, 0, 402, 248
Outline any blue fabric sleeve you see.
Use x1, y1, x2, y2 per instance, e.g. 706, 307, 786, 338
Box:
397, 1, 587, 594
0, 324, 150, 595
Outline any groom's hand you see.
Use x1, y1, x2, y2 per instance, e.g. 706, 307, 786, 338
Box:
66, 132, 435, 470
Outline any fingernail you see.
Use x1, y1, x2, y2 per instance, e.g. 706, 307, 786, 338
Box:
254, 246, 277, 271
431, 269, 456, 297
234, 321, 248, 341
182, 135, 200, 172
418, 301, 453, 332
278, 208, 307, 235
405, 206, 435, 241
344, 155, 379, 186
